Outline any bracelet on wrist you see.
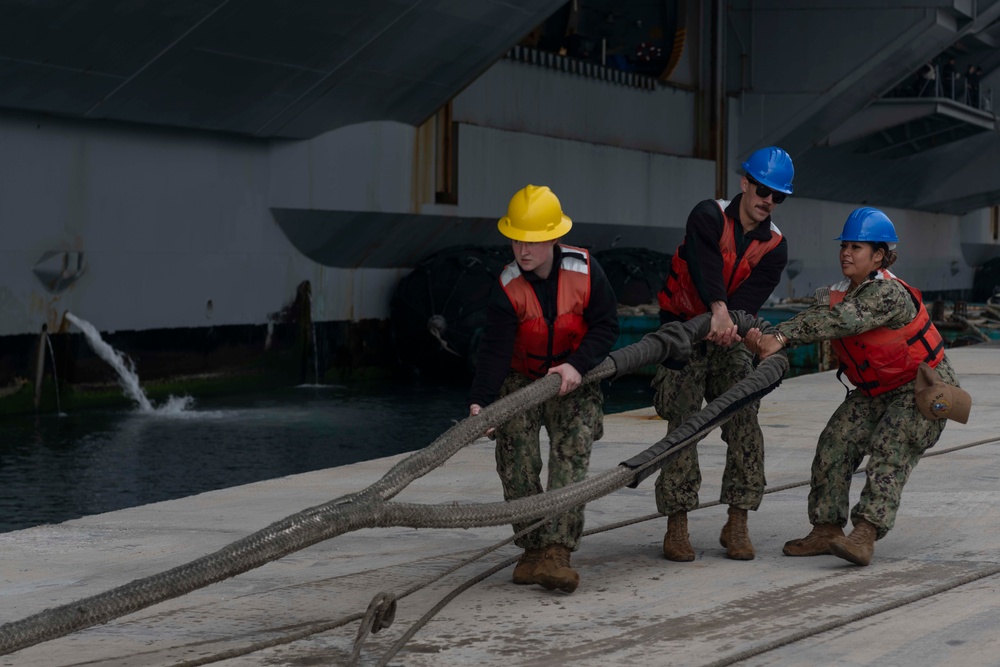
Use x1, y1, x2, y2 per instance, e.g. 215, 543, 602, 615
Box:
774, 330, 787, 347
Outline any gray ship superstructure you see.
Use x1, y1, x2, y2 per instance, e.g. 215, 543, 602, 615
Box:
2, 1, 1000, 402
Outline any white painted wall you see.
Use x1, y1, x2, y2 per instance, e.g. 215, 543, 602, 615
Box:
0, 55, 986, 340
269, 122, 418, 213
958, 208, 1000, 267
453, 59, 698, 157
454, 124, 713, 226
0, 113, 406, 336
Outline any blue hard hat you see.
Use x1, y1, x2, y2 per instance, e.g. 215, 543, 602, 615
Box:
741, 146, 794, 194
836, 207, 898, 249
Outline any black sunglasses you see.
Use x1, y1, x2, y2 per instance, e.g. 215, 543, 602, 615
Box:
746, 177, 787, 204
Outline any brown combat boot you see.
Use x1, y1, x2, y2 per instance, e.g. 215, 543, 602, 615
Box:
511, 548, 545, 585
721, 506, 755, 560
535, 545, 580, 593
662, 512, 695, 562
828, 519, 878, 566
782, 524, 845, 556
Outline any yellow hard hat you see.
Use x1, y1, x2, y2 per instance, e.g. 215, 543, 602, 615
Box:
497, 184, 573, 242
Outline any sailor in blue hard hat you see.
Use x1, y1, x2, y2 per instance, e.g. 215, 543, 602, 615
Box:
653, 145, 794, 564
744, 206, 971, 567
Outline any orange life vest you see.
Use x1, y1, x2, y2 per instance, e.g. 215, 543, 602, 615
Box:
829, 270, 945, 397
500, 245, 591, 378
658, 200, 783, 319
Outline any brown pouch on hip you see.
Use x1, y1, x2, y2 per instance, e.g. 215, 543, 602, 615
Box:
914, 362, 971, 424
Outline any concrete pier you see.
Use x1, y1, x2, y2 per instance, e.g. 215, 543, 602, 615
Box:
2, 345, 999, 667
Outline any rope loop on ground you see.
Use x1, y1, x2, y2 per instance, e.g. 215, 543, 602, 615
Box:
367, 593, 397, 634
347, 592, 397, 666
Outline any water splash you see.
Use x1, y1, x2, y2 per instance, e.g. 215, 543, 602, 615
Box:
65, 312, 193, 415
159, 395, 196, 414
65, 313, 153, 411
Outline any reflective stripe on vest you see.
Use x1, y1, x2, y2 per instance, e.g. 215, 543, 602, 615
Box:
501, 244, 591, 378
658, 200, 783, 319
829, 270, 945, 397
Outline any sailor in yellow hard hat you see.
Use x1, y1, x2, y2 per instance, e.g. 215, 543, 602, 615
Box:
468, 184, 619, 594
496, 184, 573, 243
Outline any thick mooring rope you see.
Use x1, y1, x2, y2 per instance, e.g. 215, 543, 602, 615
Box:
0, 311, 784, 656
367, 434, 1000, 667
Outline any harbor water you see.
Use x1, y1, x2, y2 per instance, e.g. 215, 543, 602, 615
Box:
0, 376, 655, 534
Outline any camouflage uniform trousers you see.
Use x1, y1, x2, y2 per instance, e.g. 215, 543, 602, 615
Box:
806, 383, 947, 539
494, 371, 604, 552
650, 341, 765, 515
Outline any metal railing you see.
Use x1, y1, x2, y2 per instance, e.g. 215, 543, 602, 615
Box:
506, 45, 658, 91
913, 64, 992, 111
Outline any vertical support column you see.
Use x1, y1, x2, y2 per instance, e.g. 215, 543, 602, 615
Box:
435, 102, 458, 205
34, 325, 48, 411
712, 0, 727, 200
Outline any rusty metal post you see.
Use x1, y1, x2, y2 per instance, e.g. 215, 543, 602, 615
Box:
34, 326, 48, 410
